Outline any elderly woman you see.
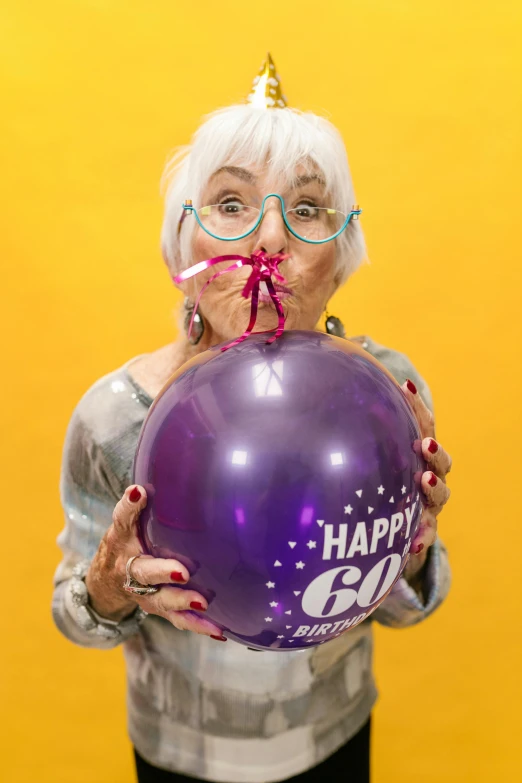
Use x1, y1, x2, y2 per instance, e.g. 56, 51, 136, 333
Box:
52, 60, 451, 783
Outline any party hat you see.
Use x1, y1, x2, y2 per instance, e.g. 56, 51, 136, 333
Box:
247, 53, 288, 109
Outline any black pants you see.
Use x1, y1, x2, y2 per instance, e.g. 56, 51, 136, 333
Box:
134, 715, 371, 783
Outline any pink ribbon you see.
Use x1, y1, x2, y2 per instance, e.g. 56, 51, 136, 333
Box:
174, 250, 290, 352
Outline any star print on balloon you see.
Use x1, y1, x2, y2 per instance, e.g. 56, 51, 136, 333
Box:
255, 481, 421, 646
133, 331, 425, 651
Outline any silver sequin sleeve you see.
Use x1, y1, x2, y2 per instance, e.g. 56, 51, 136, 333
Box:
365, 342, 452, 627
51, 375, 146, 649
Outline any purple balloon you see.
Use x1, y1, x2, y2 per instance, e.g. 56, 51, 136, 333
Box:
133, 331, 424, 651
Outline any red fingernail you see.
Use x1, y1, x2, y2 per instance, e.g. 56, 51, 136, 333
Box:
428, 439, 438, 454
415, 543, 425, 554
170, 571, 185, 582
190, 601, 206, 611
406, 379, 417, 395
129, 487, 141, 502
428, 472, 437, 487
211, 635, 227, 642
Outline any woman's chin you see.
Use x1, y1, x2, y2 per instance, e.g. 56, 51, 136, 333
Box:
222, 301, 304, 338
250, 309, 288, 332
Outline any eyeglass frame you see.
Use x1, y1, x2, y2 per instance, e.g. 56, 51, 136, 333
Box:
178, 194, 362, 245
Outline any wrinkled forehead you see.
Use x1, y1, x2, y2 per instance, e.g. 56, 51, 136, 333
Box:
204, 160, 328, 195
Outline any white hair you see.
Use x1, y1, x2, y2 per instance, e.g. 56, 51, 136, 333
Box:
160, 104, 367, 285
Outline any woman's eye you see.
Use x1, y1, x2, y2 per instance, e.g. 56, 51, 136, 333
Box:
294, 202, 319, 219
218, 199, 244, 214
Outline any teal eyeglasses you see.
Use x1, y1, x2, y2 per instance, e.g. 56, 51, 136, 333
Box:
178, 194, 362, 245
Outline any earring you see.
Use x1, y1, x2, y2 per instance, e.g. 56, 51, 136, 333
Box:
325, 309, 346, 339
184, 297, 205, 345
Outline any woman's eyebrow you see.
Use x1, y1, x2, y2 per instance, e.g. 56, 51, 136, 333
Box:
292, 174, 326, 187
212, 166, 257, 184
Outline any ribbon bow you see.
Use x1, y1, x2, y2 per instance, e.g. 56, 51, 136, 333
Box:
174, 250, 290, 352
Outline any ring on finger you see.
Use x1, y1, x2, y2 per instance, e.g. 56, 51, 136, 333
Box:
123, 554, 160, 595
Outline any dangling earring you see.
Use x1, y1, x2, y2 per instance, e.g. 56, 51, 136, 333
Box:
325, 308, 346, 339
184, 297, 205, 345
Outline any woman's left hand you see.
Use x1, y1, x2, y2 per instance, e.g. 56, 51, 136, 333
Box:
401, 379, 452, 587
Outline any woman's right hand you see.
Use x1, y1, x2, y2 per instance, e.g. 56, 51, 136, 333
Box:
84, 485, 227, 640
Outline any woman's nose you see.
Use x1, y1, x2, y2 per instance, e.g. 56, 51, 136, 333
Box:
253, 203, 288, 256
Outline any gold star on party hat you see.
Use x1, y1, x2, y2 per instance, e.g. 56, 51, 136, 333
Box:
247, 53, 288, 109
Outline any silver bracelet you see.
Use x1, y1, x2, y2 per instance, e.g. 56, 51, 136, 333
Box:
68, 560, 148, 639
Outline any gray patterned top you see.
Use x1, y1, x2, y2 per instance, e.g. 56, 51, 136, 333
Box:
52, 335, 451, 782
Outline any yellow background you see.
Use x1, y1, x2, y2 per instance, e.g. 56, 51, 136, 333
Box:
2, 1, 521, 781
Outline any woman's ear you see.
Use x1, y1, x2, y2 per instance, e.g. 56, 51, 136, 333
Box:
164, 254, 196, 300
176, 276, 201, 305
